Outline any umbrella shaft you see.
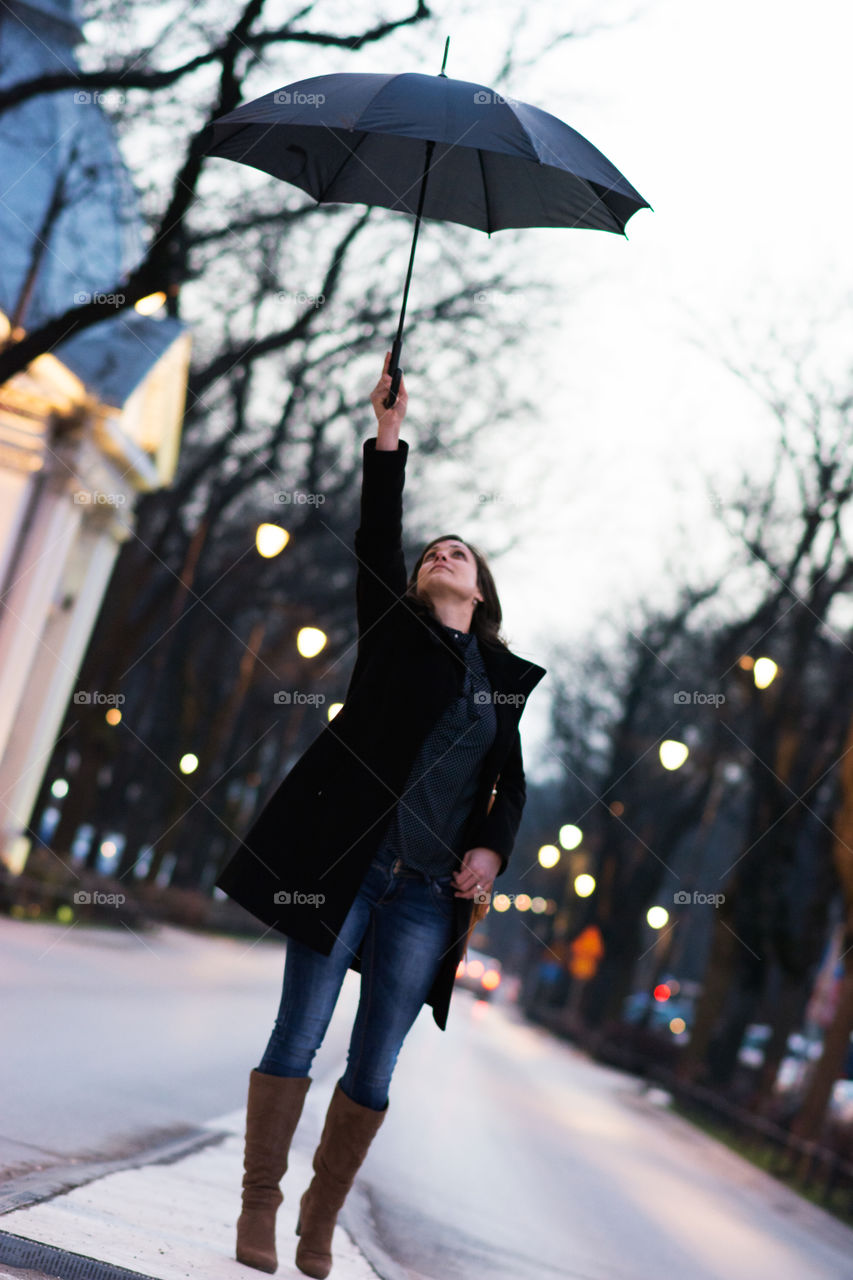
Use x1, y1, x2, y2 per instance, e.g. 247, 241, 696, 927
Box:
386, 137, 436, 408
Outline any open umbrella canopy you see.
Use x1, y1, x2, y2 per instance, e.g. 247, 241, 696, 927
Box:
204, 63, 650, 404
204, 71, 650, 236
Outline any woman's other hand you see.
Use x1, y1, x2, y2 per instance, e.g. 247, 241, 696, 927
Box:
452, 847, 501, 901
370, 351, 408, 448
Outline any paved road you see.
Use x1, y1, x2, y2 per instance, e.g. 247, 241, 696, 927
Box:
0, 916, 291, 1181
2, 916, 853, 1280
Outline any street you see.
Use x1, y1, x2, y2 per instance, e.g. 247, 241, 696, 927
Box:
2, 917, 853, 1280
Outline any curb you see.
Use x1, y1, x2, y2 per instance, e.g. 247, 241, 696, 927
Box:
0, 1106, 381, 1280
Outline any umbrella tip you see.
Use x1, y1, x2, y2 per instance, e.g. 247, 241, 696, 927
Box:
438, 35, 450, 77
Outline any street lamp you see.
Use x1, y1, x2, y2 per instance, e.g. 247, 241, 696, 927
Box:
134, 292, 167, 315
659, 739, 689, 770
738, 654, 779, 689
297, 626, 327, 658
753, 656, 779, 689
559, 823, 583, 849
255, 523, 290, 558
538, 843, 560, 868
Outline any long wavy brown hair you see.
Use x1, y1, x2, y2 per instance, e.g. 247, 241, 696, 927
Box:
403, 533, 510, 650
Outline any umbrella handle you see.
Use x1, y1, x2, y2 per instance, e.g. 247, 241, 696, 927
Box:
384, 367, 402, 409
383, 336, 403, 408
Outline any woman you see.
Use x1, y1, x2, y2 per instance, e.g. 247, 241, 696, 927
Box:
216, 353, 546, 1277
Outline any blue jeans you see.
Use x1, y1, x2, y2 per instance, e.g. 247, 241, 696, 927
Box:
257, 842, 457, 1110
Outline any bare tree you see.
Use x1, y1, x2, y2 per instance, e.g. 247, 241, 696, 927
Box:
542, 327, 853, 1144
791, 709, 853, 1142
678, 339, 853, 1097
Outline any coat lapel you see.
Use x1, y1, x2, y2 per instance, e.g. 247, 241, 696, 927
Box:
414, 608, 545, 783
418, 606, 545, 696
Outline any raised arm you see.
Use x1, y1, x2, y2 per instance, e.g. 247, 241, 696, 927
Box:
353, 354, 411, 644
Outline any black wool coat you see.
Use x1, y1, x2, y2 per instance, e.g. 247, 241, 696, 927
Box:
215, 436, 547, 1029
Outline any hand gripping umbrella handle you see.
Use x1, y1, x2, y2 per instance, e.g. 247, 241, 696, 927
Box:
384, 366, 402, 409
383, 336, 403, 409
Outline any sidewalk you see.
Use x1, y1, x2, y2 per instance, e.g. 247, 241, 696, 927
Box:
0, 1096, 379, 1280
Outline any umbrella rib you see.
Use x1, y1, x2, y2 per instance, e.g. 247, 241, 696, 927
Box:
316, 130, 370, 203
570, 177, 624, 232
311, 75, 425, 207
476, 148, 493, 234
515, 116, 627, 232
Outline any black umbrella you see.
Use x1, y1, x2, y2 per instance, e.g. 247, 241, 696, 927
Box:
204, 41, 650, 407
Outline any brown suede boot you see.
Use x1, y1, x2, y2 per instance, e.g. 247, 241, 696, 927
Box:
294, 1079, 387, 1279
235, 1069, 311, 1274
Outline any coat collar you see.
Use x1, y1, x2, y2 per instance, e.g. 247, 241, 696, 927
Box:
415, 603, 546, 697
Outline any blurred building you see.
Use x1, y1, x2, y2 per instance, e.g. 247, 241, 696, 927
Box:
0, 0, 191, 872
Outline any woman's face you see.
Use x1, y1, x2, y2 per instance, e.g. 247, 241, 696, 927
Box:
416, 539, 481, 608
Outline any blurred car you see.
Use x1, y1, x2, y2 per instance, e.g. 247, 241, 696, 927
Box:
622, 987, 695, 1036
831, 1078, 853, 1124
455, 948, 502, 1001
738, 1023, 772, 1069
737, 1023, 824, 1079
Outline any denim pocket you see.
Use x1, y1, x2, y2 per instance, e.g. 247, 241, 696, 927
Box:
429, 876, 457, 913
